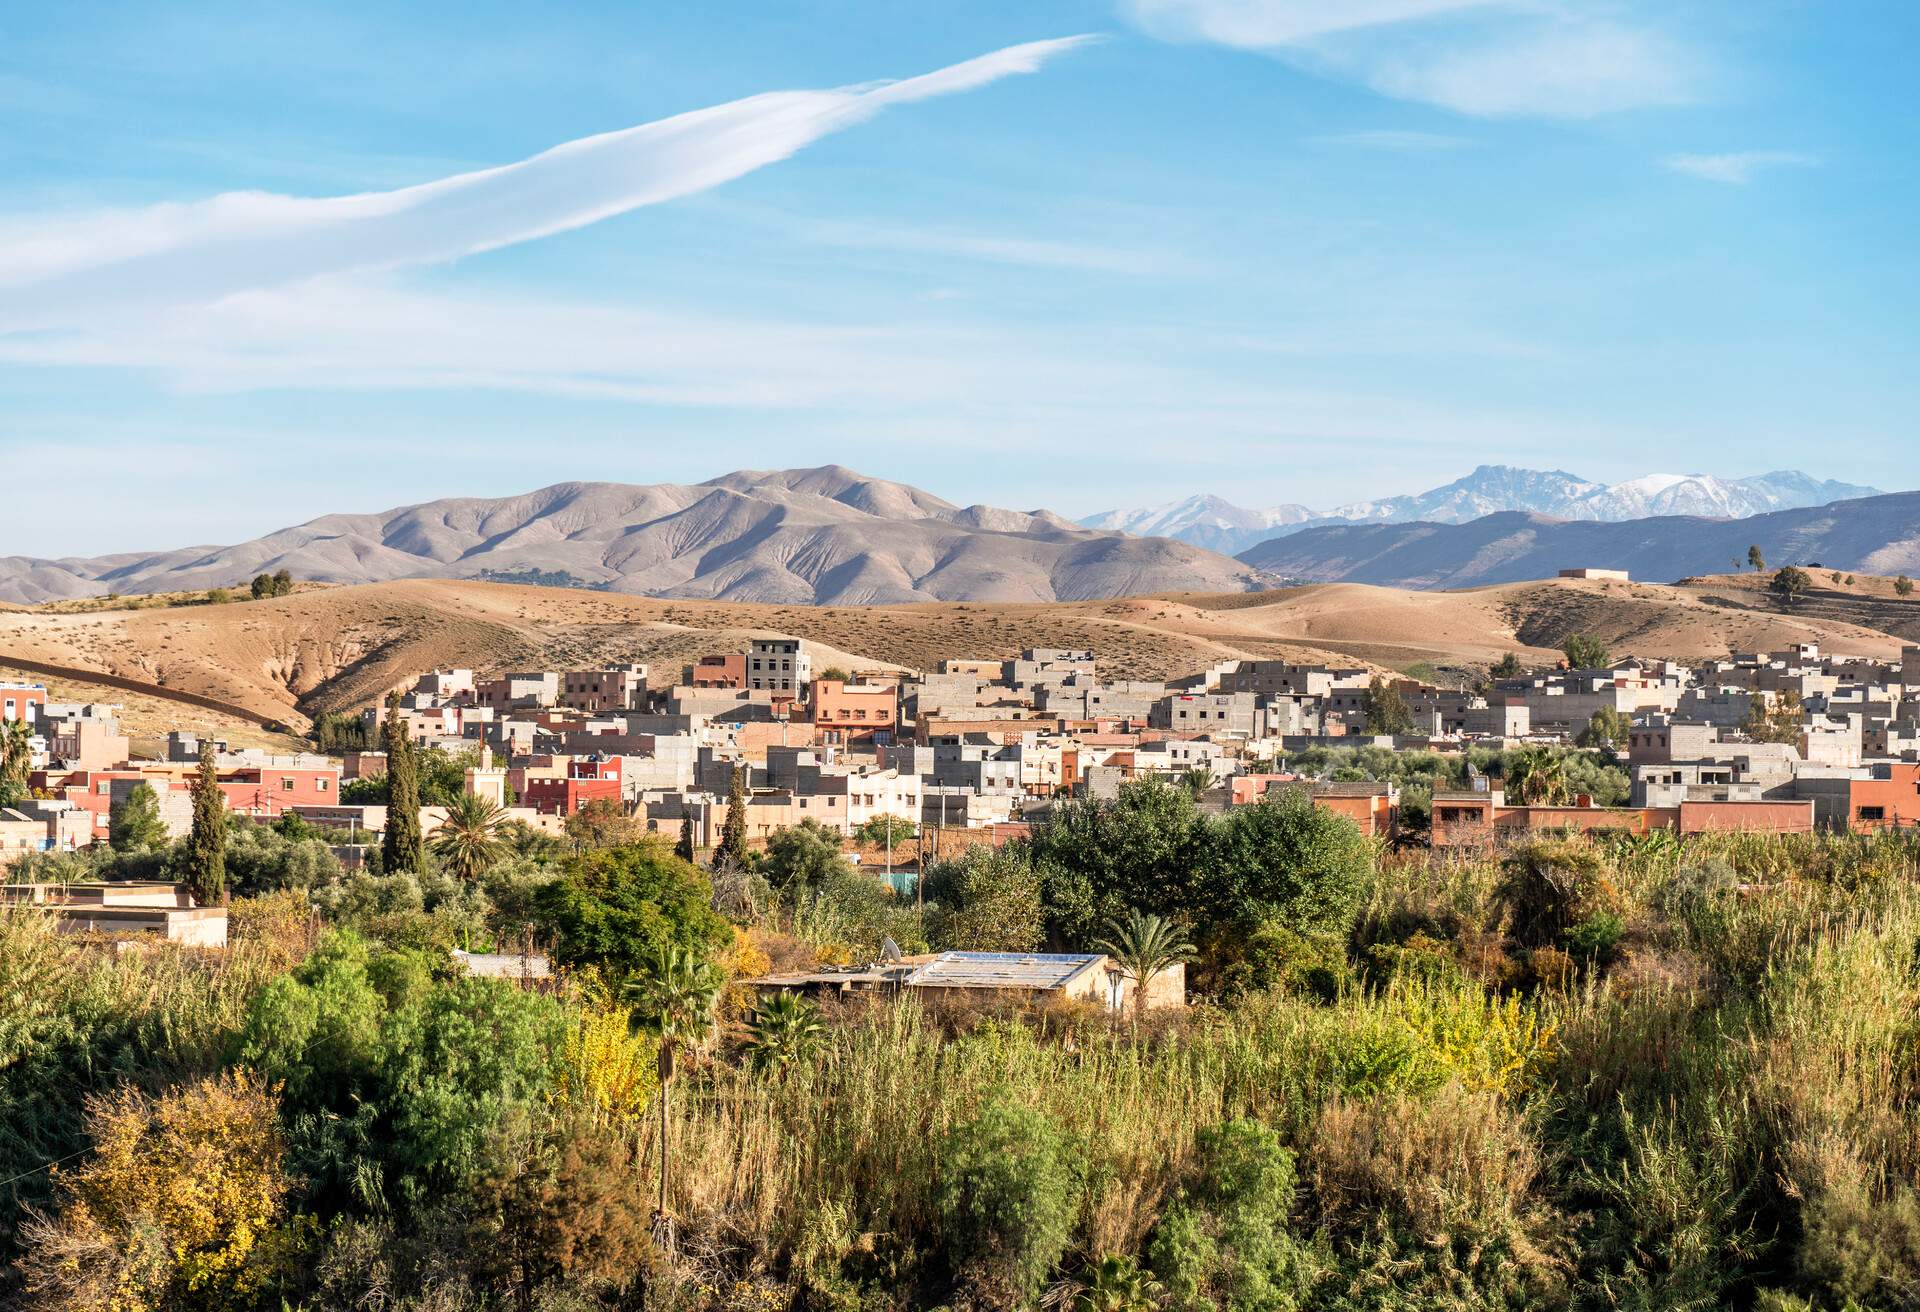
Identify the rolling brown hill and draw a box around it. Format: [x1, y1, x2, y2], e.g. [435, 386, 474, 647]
[0, 466, 1274, 606]
[2, 573, 1912, 733]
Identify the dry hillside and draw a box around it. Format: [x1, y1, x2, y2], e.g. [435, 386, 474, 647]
[0, 466, 1273, 605]
[1, 574, 1912, 734]
[0, 662, 310, 757]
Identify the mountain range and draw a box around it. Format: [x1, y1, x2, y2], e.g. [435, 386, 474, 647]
[0, 466, 1275, 607]
[1239, 494, 1920, 590]
[1082, 466, 1884, 555]
[3, 464, 1912, 608]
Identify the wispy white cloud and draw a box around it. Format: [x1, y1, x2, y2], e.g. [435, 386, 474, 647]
[1123, 0, 1492, 46]
[1662, 150, 1817, 185]
[0, 278, 1135, 410]
[0, 36, 1094, 331]
[1122, 1, 1706, 118]
[1356, 19, 1699, 117]
[800, 219, 1193, 275]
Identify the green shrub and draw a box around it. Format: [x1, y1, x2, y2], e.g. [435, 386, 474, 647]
[926, 844, 1046, 953]
[937, 1087, 1083, 1305]
[1150, 1118, 1321, 1312]
[1494, 837, 1619, 949]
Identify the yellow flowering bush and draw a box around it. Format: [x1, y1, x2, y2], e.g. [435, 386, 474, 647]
[556, 1001, 659, 1123]
[20, 1069, 294, 1311]
[1399, 984, 1560, 1099]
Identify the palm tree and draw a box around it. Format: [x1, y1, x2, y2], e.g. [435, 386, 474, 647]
[624, 942, 724, 1255]
[1093, 910, 1195, 1022]
[1503, 748, 1570, 807]
[1179, 765, 1217, 797]
[0, 718, 34, 803]
[740, 992, 827, 1074]
[429, 790, 508, 880]
[1075, 1255, 1166, 1312]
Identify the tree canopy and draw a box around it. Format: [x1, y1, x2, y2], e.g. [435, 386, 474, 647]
[1562, 634, 1611, 669]
[533, 842, 730, 981]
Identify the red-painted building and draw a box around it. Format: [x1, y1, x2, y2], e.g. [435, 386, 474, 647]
[690, 654, 747, 689]
[217, 765, 343, 818]
[522, 756, 624, 816]
[48, 769, 148, 843]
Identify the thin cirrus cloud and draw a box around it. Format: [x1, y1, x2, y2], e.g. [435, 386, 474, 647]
[1121, 0, 1705, 118]
[1662, 150, 1817, 185]
[798, 218, 1195, 275]
[0, 36, 1094, 333]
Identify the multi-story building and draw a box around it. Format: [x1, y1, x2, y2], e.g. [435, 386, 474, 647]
[812, 679, 900, 745]
[689, 654, 747, 689]
[1, 681, 47, 723]
[560, 664, 648, 713]
[521, 756, 624, 816]
[747, 639, 809, 698]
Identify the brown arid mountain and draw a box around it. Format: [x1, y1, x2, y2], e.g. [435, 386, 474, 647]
[0, 465, 1273, 606]
[1238, 492, 1920, 588]
[1, 573, 1912, 735]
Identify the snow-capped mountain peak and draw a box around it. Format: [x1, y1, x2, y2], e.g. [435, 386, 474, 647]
[1079, 466, 1886, 556]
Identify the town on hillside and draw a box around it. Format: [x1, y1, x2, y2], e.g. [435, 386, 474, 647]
[8, 609, 1920, 955]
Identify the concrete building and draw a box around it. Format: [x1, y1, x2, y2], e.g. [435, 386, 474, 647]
[750, 950, 1184, 1014]
[1155, 692, 1264, 739]
[0, 882, 228, 946]
[560, 665, 648, 713]
[748, 639, 809, 698]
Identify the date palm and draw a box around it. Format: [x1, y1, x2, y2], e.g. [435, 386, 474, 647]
[1093, 910, 1194, 1022]
[0, 717, 33, 802]
[741, 992, 828, 1074]
[429, 790, 508, 880]
[1076, 1255, 1165, 1312]
[1503, 748, 1570, 807]
[1180, 765, 1217, 797]
[624, 943, 724, 1255]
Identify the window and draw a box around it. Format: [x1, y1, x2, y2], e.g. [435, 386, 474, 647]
[282, 778, 296, 791]
[317, 779, 330, 792]
[1859, 806, 1887, 822]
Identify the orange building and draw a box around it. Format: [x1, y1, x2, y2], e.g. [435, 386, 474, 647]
[1675, 799, 1815, 835]
[1840, 765, 1920, 831]
[1430, 795, 1814, 847]
[812, 679, 900, 745]
[1236, 778, 1396, 838]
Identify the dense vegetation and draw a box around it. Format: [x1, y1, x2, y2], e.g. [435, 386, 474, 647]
[6, 780, 1920, 1311]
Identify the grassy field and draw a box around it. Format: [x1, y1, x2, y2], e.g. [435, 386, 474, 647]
[8, 821, 1920, 1310]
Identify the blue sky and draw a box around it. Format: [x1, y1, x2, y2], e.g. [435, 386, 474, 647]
[2, 0, 1915, 555]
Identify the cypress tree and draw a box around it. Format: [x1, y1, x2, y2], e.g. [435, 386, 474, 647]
[184, 741, 226, 905]
[675, 811, 696, 863]
[382, 697, 425, 875]
[716, 764, 748, 871]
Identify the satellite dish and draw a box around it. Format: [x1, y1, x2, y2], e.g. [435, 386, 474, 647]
[879, 937, 902, 962]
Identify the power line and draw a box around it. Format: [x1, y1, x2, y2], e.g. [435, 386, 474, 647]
[0, 1145, 94, 1191]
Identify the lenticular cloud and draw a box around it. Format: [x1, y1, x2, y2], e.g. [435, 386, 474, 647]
[0, 36, 1092, 330]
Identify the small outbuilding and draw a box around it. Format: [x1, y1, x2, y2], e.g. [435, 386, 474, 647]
[748, 949, 1185, 1013]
